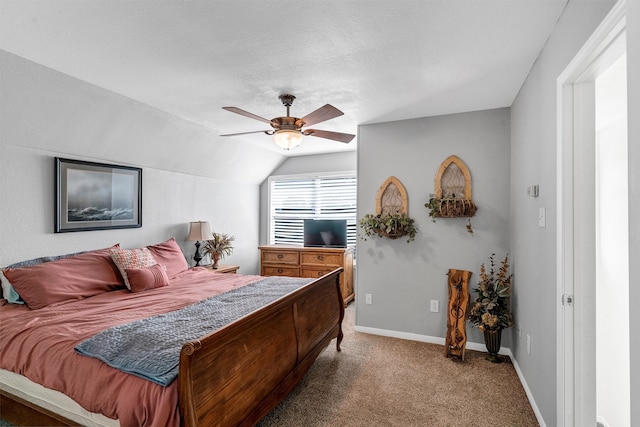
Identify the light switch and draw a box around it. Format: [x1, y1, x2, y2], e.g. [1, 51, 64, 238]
[538, 207, 546, 228]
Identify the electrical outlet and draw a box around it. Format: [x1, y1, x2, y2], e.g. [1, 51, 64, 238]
[526, 334, 531, 355]
[430, 300, 439, 312]
[538, 207, 546, 227]
[365, 293, 372, 305]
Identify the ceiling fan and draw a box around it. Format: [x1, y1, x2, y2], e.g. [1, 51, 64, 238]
[221, 94, 356, 150]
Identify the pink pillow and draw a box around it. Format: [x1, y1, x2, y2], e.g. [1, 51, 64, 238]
[146, 238, 189, 278]
[110, 247, 157, 290]
[125, 264, 169, 293]
[4, 245, 125, 310]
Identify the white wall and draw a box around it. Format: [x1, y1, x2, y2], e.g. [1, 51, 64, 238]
[356, 108, 510, 347]
[509, 1, 617, 424]
[595, 53, 629, 427]
[258, 151, 357, 245]
[0, 51, 285, 274]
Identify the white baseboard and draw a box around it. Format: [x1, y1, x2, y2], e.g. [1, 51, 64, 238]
[353, 326, 544, 426]
[353, 325, 510, 354]
[507, 348, 546, 427]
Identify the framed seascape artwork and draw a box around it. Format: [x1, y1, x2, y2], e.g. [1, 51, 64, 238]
[55, 157, 142, 233]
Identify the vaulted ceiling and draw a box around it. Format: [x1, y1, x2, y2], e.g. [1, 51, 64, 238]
[1, 0, 568, 156]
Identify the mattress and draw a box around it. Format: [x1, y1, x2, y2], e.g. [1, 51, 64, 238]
[0, 368, 118, 427]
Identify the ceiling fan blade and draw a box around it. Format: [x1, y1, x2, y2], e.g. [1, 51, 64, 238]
[222, 107, 275, 125]
[300, 104, 344, 127]
[305, 129, 355, 143]
[220, 130, 273, 137]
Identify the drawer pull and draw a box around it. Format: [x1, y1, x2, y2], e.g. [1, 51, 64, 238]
[317, 255, 324, 261]
[318, 272, 324, 277]
[277, 254, 284, 259]
[277, 268, 284, 273]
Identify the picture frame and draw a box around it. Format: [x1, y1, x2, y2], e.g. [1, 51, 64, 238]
[55, 157, 142, 233]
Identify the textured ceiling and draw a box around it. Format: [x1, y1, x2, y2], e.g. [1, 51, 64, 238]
[1, 0, 568, 156]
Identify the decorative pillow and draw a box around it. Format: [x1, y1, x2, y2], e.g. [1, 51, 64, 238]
[110, 247, 157, 290]
[1, 248, 96, 304]
[4, 245, 125, 310]
[146, 238, 189, 278]
[125, 264, 170, 293]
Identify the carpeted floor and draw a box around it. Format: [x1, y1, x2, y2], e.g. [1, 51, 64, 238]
[258, 304, 539, 427]
[0, 305, 537, 427]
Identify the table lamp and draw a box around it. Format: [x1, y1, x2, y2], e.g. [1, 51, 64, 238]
[187, 221, 212, 266]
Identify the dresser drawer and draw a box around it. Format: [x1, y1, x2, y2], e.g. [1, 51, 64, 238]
[300, 252, 342, 267]
[300, 267, 336, 279]
[262, 266, 300, 277]
[261, 250, 299, 265]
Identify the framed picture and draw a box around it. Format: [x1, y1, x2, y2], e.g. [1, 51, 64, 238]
[55, 157, 142, 233]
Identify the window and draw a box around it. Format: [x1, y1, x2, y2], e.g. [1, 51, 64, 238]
[268, 172, 357, 247]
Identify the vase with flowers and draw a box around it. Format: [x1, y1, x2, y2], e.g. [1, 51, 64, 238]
[203, 233, 234, 269]
[468, 253, 514, 363]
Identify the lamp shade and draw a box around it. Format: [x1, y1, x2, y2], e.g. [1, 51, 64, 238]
[273, 129, 303, 150]
[187, 221, 213, 241]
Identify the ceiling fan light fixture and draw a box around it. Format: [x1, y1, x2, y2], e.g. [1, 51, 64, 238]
[273, 129, 303, 150]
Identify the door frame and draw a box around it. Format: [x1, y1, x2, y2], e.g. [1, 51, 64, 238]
[556, 1, 627, 425]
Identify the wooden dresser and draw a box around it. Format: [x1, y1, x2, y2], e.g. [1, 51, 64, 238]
[258, 245, 354, 306]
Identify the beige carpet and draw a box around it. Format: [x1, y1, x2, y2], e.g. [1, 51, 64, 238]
[258, 305, 539, 427]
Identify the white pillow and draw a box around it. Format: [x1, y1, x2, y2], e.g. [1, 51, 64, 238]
[110, 247, 157, 290]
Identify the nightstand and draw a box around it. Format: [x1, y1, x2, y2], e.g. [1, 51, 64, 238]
[205, 264, 239, 274]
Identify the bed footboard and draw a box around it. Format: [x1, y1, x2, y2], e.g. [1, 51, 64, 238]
[178, 268, 344, 427]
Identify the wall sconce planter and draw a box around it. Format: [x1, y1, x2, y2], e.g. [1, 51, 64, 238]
[359, 176, 417, 243]
[426, 197, 477, 219]
[359, 213, 417, 242]
[425, 155, 477, 232]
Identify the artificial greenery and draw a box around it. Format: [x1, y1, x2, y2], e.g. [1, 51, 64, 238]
[468, 254, 514, 331]
[358, 213, 417, 243]
[425, 196, 477, 219]
[425, 196, 440, 221]
[203, 232, 235, 259]
[425, 195, 477, 233]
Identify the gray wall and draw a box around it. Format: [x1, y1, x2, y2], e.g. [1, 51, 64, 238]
[355, 108, 511, 348]
[509, 0, 619, 424]
[623, 0, 639, 424]
[0, 51, 286, 274]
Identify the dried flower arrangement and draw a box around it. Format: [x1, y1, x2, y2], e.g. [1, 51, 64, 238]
[468, 254, 514, 332]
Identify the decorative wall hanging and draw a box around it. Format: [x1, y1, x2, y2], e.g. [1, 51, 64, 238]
[359, 176, 417, 242]
[444, 268, 471, 361]
[55, 157, 142, 233]
[425, 155, 477, 233]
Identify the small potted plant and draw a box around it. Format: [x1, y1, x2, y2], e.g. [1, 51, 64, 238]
[468, 253, 514, 362]
[358, 212, 417, 243]
[203, 232, 234, 269]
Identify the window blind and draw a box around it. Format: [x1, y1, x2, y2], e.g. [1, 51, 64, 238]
[269, 173, 357, 247]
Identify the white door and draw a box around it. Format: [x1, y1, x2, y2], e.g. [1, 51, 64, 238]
[556, 1, 629, 426]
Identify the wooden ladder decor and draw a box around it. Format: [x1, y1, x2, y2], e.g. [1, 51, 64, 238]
[444, 268, 472, 361]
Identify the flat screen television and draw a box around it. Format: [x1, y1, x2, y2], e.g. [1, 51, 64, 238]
[303, 219, 347, 248]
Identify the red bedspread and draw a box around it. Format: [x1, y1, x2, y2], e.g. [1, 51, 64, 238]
[0, 268, 263, 426]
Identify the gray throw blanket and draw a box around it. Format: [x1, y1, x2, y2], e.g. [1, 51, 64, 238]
[75, 276, 313, 386]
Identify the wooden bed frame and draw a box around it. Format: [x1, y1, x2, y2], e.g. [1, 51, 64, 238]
[0, 268, 345, 427]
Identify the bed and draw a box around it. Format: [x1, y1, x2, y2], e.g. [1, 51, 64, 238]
[0, 239, 344, 426]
